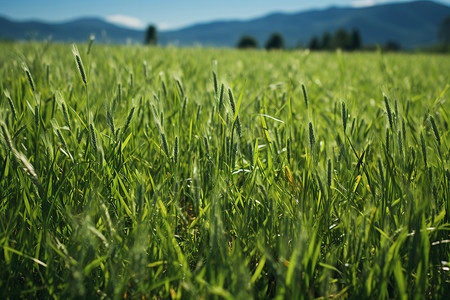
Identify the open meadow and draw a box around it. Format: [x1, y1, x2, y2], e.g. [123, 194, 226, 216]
[0, 42, 449, 299]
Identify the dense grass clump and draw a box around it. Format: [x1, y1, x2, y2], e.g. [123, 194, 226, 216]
[0, 42, 449, 299]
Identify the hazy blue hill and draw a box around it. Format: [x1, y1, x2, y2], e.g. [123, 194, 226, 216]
[0, 16, 143, 43]
[159, 1, 450, 48]
[1, 1, 449, 48]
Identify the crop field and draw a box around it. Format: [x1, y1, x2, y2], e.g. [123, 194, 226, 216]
[0, 41, 449, 299]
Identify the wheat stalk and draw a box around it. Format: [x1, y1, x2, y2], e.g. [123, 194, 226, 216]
[342, 101, 347, 133]
[72, 44, 89, 126]
[173, 136, 178, 164]
[302, 83, 308, 109]
[218, 84, 224, 112]
[420, 131, 427, 167]
[4, 89, 17, 121]
[121, 106, 135, 138]
[87, 34, 95, 55]
[22, 63, 36, 93]
[384, 95, 393, 130]
[176, 79, 184, 98]
[160, 133, 170, 158]
[309, 122, 316, 150]
[429, 116, 441, 146]
[72, 45, 87, 87]
[106, 103, 116, 139]
[90, 123, 97, 152]
[212, 71, 218, 96]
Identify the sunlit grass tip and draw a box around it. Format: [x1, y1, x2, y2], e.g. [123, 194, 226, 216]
[87, 34, 95, 55]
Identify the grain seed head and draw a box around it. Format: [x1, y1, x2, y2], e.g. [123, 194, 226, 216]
[302, 83, 308, 109]
[90, 123, 97, 152]
[429, 116, 441, 146]
[341, 101, 347, 133]
[72, 44, 87, 87]
[22, 63, 36, 93]
[384, 95, 393, 130]
[173, 136, 179, 164]
[309, 122, 316, 149]
[4, 89, 17, 121]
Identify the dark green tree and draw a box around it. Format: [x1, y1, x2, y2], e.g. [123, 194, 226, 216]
[334, 28, 350, 50]
[237, 35, 258, 49]
[145, 25, 157, 45]
[350, 29, 362, 50]
[383, 40, 401, 51]
[321, 32, 332, 50]
[308, 36, 320, 50]
[265, 33, 284, 50]
[438, 15, 450, 46]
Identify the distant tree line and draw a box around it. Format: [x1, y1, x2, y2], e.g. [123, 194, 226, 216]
[237, 30, 362, 51]
[145, 16, 450, 53]
[420, 14, 450, 53]
[237, 32, 285, 50]
[237, 29, 360, 51]
[237, 35, 258, 49]
[235, 29, 405, 52]
[308, 28, 361, 51]
[265, 33, 284, 50]
[439, 15, 450, 50]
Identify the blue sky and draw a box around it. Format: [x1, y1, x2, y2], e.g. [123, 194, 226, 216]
[1, 0, 449, 30]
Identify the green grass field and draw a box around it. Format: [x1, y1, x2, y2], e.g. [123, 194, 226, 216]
[0, 42, 449, 299]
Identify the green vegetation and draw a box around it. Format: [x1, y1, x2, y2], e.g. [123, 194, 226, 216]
[0, 42, 449, 299]
[265, 33, 285, 50]
[237, 36, 258, 49]
[439, 15, 450, 51]
[308, 28, 362, 51]
[145, 25, 158, 46]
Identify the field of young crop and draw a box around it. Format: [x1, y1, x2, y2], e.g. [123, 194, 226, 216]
[0, 41, 449, 299]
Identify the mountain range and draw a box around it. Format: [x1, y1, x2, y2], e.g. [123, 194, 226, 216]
[1, 1, 449, 49]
